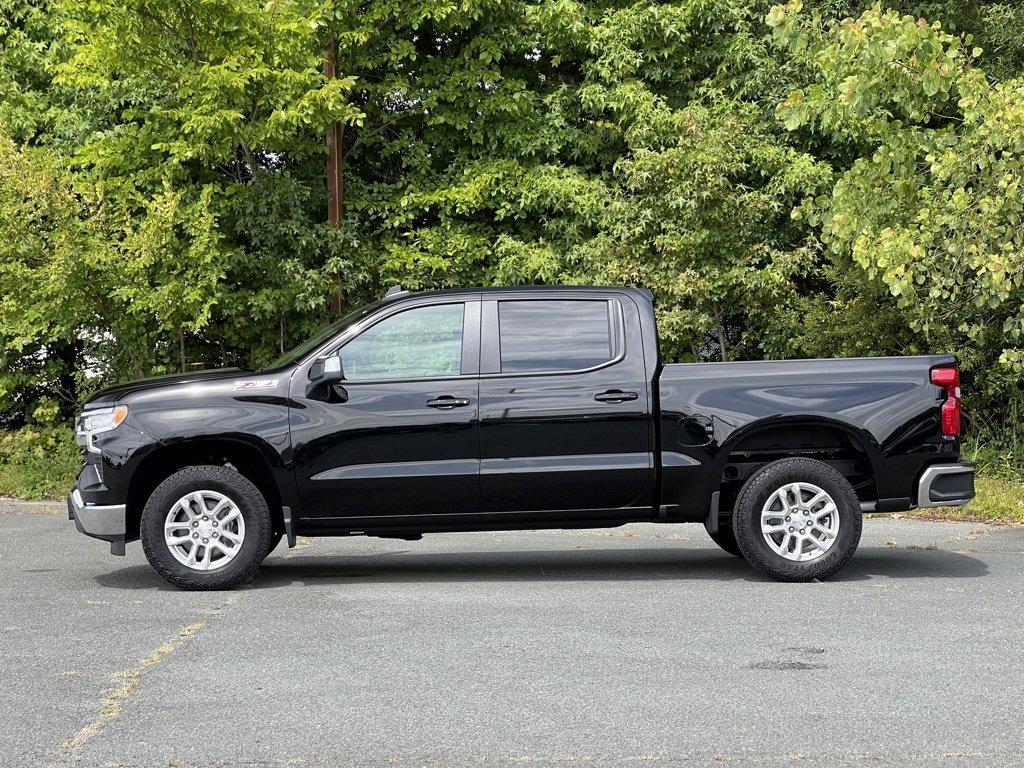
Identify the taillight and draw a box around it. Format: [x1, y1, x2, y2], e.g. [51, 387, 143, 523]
[930, 366, 961, 437]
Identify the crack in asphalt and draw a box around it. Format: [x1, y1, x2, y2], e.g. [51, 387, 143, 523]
[50, 594, 242, 765]
[53, 620, 208, 761]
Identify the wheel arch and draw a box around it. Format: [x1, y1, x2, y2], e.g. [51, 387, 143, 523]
[125, 436, 285, 541]
[715, 415, 880, 512]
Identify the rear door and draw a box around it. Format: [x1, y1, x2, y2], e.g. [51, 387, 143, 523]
[477, 292, 654, 518]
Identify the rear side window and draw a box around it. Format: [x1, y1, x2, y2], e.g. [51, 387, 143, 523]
[498, 299, 613, 374]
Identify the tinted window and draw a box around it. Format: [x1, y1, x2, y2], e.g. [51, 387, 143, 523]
[499, 300, 612, 373]
[342, 303, 464, 380]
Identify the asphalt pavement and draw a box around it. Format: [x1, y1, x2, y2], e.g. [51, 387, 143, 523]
[1, 500, 1022, 768]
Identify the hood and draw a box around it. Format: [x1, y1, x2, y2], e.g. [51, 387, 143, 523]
[84, 368, 245, 407]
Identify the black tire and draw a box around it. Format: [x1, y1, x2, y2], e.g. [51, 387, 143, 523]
[267, 531, 284, 554]
[733, 458, 862, 582]
[141, 465, 272, 590]
[707, 525, 744, 558]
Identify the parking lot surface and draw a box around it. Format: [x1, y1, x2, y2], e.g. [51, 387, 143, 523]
[2, 501, 1022, 767]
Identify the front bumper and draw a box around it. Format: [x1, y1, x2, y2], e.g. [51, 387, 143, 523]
[916, 462, 975, 508]
[68, 488, 127, 555]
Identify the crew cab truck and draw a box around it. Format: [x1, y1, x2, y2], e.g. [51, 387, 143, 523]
[68, 286, 975, 589]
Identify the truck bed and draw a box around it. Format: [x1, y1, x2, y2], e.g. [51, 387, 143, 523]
[657, 355, 960, 519]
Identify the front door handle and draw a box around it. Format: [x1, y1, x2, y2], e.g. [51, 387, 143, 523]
[594, 390, 639, 403]
[426, 395, 472, 409]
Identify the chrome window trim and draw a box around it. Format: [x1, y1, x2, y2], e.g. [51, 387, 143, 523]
[481, 297, 627, 379]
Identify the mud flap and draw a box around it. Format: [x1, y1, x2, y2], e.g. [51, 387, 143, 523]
[704, 491, 721, 536]
[282, 505, 296, 548]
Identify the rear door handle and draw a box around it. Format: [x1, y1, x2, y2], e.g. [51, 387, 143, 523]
[426, 395, 472, 409]
[594, 390, 639, 403]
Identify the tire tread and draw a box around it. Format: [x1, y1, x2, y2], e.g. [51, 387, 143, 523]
[707, 525, 744, 558]
[732, 457, 862, 582]
[140, 465, 271, 590]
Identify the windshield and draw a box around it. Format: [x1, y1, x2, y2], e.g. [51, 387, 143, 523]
[260, 300, 383, 371]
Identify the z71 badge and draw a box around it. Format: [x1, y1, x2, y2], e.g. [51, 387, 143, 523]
[234, 379, 279, 391]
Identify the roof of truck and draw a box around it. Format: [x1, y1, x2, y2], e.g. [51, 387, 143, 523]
[380, 285, 654, 303]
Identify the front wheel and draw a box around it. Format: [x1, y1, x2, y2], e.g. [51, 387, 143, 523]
[733, 458, 862, 582]
[140, 465, 272, 590]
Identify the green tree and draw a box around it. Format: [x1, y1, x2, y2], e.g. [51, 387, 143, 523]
[3, 0, 1024, 439]
[770, 1, 1024, 426]
[0, 0, 365, 423]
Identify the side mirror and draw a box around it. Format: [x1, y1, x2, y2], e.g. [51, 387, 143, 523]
[309, 353, 344, 385]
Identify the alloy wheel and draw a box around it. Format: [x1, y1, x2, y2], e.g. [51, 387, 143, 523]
[164, 490, 245, 571]
[760, 481, 840, 562]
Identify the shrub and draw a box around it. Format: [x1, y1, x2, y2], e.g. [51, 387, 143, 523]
[0, 426, 79, 500]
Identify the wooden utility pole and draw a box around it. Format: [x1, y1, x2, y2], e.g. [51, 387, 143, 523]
[324, 37, 345, 224]
[324, 37, 345, 311]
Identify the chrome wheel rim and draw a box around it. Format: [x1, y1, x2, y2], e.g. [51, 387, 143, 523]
[164, 490, 245, 571]
[761, 482, 839, 562]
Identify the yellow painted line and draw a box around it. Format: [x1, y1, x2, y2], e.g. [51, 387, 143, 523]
[58, 619, 207, 754]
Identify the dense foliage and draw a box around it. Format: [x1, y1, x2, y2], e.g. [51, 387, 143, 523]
[1, 0, 1023, 444]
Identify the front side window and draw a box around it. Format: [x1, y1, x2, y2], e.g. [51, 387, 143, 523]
[342, 303, 465, 380]
[261, 300, 383, 371]
[498, 299, 613, 373]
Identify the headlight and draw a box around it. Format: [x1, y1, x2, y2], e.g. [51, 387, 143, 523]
[76, 405, 128, 452]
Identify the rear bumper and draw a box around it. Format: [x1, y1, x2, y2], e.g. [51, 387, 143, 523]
[68, 488, 127, 555]
[916, 462, 975, 508]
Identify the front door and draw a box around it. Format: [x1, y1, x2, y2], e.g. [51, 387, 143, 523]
[477, 294, 654, 518]
[291, 299, 481, 522]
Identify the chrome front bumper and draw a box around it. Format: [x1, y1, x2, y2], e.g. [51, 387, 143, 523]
[68, 488, 127, 554]
[916, 462, 975, 508]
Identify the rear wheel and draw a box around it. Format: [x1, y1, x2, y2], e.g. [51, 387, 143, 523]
[733, 458, 862, 582]
[141, 465, 272, 590]
[707, 525, 743, 557]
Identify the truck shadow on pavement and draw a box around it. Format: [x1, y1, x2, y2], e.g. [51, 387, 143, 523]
[92, 545, 990, 591]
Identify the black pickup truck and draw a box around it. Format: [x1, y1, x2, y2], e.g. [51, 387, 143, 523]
[69, 286, 975, 589]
